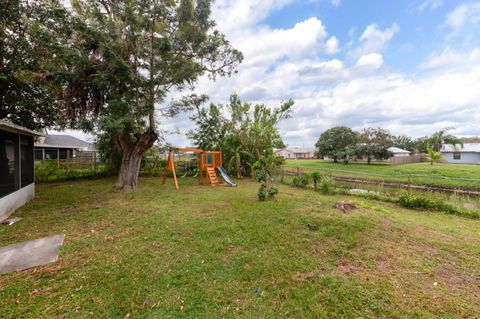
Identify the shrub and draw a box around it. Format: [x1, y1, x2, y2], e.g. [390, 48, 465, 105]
[311, 172, 322, 191]
[267, 186, 279, 198]
[292, 174, 311, 188]
[398, 191, 458, 213]
[140, 158, 167, 177]
[319, 176, 334, 195]
[254, 157, 279, 201]
[34, 160, 59, 182]
[35, 160, 108, 183]
[258, 184, 267, 201]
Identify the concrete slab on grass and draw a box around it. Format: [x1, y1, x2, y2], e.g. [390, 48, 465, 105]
[0, 234, 65, 274]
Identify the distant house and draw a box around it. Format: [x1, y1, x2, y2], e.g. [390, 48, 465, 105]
[441, 143, 480, 164]
[276, 147, 316, 159]
[388, 147, 411, 157]
[0, 120, 42, 221]
[34, 135, 96, 161]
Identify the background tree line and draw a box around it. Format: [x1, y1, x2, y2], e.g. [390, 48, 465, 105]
[315, 126, 464, 164]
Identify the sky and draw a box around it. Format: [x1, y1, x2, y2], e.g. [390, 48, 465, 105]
[55, 0, 480, 147]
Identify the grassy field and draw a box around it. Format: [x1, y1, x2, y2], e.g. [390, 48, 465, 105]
[1, 178, 480, 318]
[283, 160, 480, 189]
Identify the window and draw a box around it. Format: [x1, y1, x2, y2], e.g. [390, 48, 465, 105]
[45, 149, 58, 159]
[21, 136, 34, 186]
[34, 148, 44, 161]
[59, 149, 69, 159]
[453, 152, 461, 160]
[0, 130, 19, 198]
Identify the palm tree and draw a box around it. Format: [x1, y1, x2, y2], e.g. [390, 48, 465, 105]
[426, 147, 442, 165]
[429, 129, 463, 152]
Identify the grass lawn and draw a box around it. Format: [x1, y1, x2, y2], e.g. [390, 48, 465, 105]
[1, 178, 480, 318]
[284, 160, 480, 189]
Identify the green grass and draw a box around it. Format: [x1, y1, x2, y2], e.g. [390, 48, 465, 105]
[1, 178, 480, 318]
[284, 160, 480, 189]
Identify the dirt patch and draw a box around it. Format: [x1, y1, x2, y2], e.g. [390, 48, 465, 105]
[433, 265, 480, 294]
[333, 201, 359, 213]
[291, 271, 319, 282]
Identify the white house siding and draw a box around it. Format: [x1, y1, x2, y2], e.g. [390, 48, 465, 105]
[442, 152, 480, 164]
[276, 148, 316, 159]
[0, 183, 35, 222]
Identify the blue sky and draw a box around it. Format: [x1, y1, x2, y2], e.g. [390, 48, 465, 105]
[269, 0, 479, 68]
[59, 0, 480, 147]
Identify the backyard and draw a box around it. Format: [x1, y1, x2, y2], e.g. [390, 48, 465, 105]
[283, 160, 480, 190]
[1, 178, 479, 318]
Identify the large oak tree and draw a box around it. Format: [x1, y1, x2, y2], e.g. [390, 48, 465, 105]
[55, 0, 242, 190]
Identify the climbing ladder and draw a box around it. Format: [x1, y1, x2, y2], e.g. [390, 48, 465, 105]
[206, 167, 219, 186]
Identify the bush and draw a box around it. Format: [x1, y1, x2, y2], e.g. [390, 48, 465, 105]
[35, 160, 108, 183]
[398, 191, 458, 213]
[254, 157, 279, 201]
[140, 158, 167, 177]
[267, 186, 279, 198]
[319, 176, 334, 195]
[292, 174, 311, 188]
[311, 172, 322, 191]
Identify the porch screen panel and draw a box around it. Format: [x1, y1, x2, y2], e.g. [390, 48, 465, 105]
[21, 135, 34, 186]
[0, 130, 19, 198]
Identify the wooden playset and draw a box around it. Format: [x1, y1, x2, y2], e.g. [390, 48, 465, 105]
[162, 148, 236, 190]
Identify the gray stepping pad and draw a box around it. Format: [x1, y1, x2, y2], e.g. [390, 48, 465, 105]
[0, 234, 65, 274]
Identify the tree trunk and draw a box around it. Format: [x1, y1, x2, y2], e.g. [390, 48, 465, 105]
[236, 165, 241, 179]
[114, 130, 157, 191]
[367, 156, 371, 164]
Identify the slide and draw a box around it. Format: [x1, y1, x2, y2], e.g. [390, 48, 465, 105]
[217, 167, 237, 187]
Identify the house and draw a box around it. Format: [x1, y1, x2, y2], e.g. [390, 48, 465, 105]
[0, 120, 42, 221]
[388, 147, 411, 157]
[441, 143, 480, 164]
[34, 134, 96, 160]
[276, 147, 316, 159]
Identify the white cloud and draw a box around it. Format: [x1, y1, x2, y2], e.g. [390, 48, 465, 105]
[351, 24, 399, 58]
[422, 48, 480, 69]
[446, 2, 480, 31]
[416, 0, 443, 12]
[238, 17, 328, 67]
[325, 36, 340, 54]
[330, 0, 341, 7]
[277, 62, 480, 145]
[356, 53, 384, 69]
[212, 0, 294, 35]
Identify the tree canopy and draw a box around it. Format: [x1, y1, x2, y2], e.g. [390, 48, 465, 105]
[0, 0, 70, 130]
[428, 129, 463, 152]
[392, 135, 416, 153]
[357, 127, 393, 164]
[315, 126, 358, 163]
[188, 94, 293, 177]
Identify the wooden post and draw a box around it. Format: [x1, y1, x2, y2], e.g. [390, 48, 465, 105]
[297, 166, 300, 176]
[171, 155, 178, 190]
[162, 150, 172, 185]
